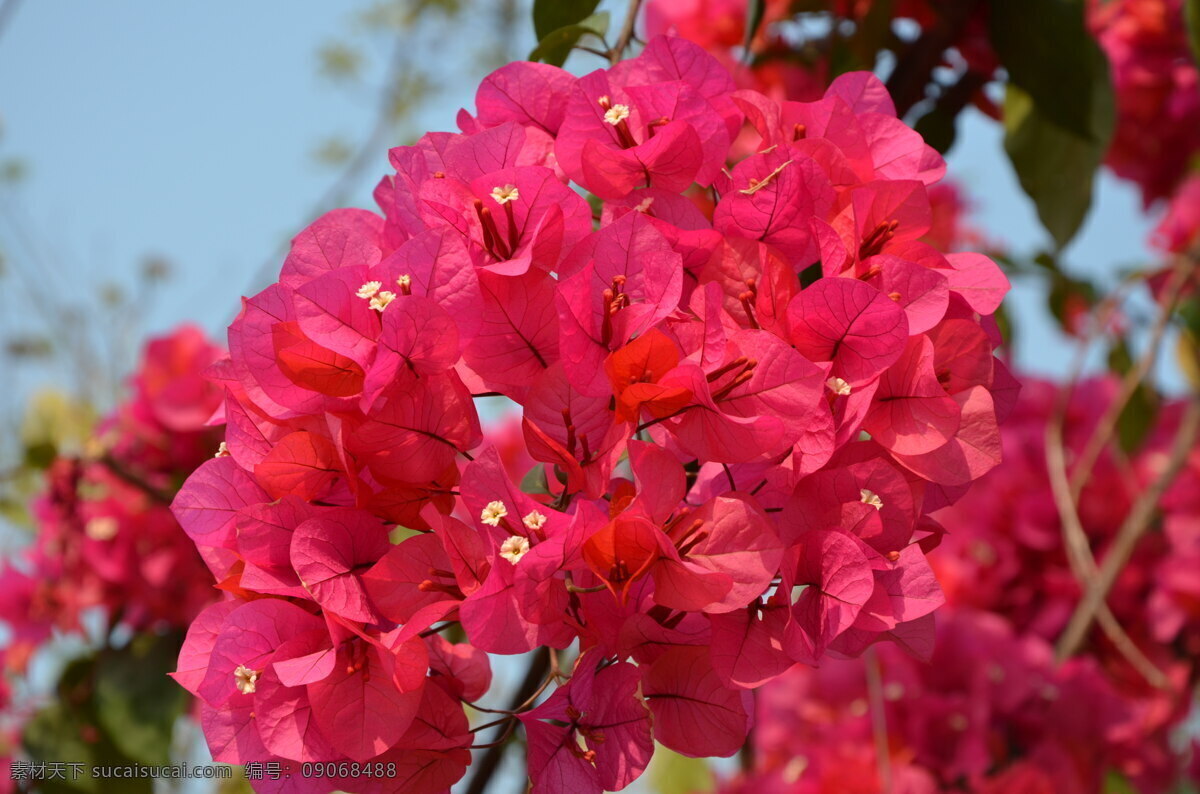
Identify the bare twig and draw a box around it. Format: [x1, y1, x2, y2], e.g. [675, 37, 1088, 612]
[1043, 274, 1175, 688]
[609, 0, 645, 65]
[464, 647, 551, 794]
[1067, 257, 1194, 502]
[864, 647, 892, 794]
[1045, 408, 1170, 688]
[1057, 396, 1200, 662]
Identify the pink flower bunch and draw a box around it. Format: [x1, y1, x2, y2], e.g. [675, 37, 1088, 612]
[723, 607, 1178, 794]
[724, 378, 1200, 793]
[1089, 0, 1200, 207]
[1151, 174, 1200, 255]
[170, 36, 1011, 792]
[0, 326, 224, 670]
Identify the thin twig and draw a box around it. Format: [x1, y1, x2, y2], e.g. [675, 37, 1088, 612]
[1057, 396, 1200, 662]
[464, 647, 551, 794]
[864, 647, 892, 794]
[1045, 407, 1170, 688]
[608, 0, 645, 65]
[1068, 257, 1194, 502]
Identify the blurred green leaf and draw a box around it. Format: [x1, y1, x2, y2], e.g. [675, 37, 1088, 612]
[520, 464, 551, 496]
[317, 42, 363, 82]
[996, 0, 1114, 249]
[94, 633, 188, 765]
[533, 0, 601, 40]
[743, 0, 767, 57]
[989, 0, 1106, 141]
[1104, 770, 1137, 794]
[530, 12, 609, 67]
[647, 743, 714, 794]
[313, 136, 355, 167]
[1, 157, 27, 183]
[1186, 0, 1200, 68]
[23, 658, 154, 794]
[1003, 48, 1113, 251]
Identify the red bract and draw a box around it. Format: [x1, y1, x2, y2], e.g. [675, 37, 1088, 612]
[168, 36, 1011, 793]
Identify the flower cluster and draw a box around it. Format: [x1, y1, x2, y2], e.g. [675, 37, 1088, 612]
[0, 326, 224, 671]
[170, 36, 1011, 792]
[1089, 0, 1200, 207]
[723, 378, 1200, 793]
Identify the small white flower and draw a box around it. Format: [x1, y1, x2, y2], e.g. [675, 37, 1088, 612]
[234, 665, 260, 695]
[490, 184, 520, 204]
[860, 488, 883, 510]
[826, 377, 851, 396]
[522, 510, 547, 532]
[499, 535, 531, 564]
[603, 104, 631, 126]
[480, 500, 508, 526]
[214, 441, 230, 458]
[356, 280, 382, 299]
[85, 517, 119, 541]
[369, 290, 396, 311]
[396, 274, 412, 290]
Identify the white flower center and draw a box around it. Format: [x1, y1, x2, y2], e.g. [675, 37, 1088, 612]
[603, 104, 631, 126]
[85, 517, 119, 541]
[234, 665, 260, 695]
[369, 290, 396, 312]
[826, 377, 851, 396]
[480, 500, 508, 526]
[490, 184, 520, 204]
[860, 488, 883, 510]
[356, 281, 382, 299]
[499, 535, 530, 564]
[396, 274, 412, 289]
[522, 510, 547, 531]
[214, 441, 230, 458]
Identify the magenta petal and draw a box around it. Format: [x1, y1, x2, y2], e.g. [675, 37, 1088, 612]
[290, 508, 391, 623]
[787, 277, 909, 385]
[306, 642, 424, 762]
[783, 529, 875, 663]
[642, 646, 751, 758]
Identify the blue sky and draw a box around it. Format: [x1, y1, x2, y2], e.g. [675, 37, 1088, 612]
[0, 0, 1171, 407]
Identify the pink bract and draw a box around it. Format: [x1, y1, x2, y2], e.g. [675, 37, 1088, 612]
[168, 36, 1012, 794]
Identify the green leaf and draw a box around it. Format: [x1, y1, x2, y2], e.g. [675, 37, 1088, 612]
[1186, 0, 1200, 68]
[647, 742, 714, 794]
[1104, 770, 1138, 794]
[743, 0, 766, 58]
[93, 633, 188, 766]
[989, 0, 1106, 141]
[23, 657, 155, 794]
[520, 463, 552, 496]
[533, 0, 602, 40]
[529, 12, 610, 67]
[1003, 34, 1114, 250]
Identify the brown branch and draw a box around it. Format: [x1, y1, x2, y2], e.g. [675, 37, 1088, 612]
[609, 0, 645, 65]
[1045, 403, 1170, 688]
[464, 647, 551, 794]
[1056, 396, 1200, 663]
[1043, 277, 1174, 688]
